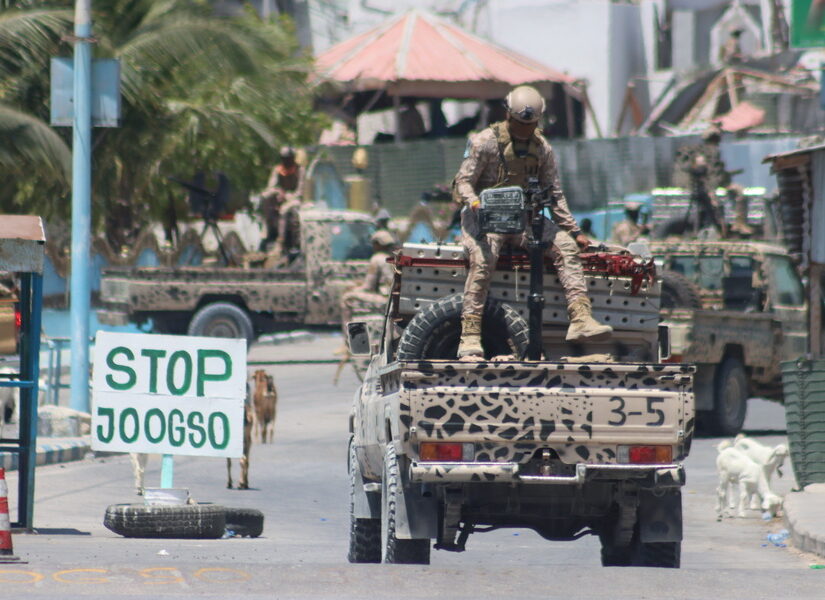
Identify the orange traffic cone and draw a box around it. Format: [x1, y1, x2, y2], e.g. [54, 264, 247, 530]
[0, 468, 20, 563]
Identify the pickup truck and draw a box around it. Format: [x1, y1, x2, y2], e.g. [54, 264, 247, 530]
[650, 240, 806, 435]
[98, 209, 375, 340]
[347, 243, 694, 567]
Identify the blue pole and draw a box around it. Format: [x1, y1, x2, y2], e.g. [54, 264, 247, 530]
[70, 0, 92, 413]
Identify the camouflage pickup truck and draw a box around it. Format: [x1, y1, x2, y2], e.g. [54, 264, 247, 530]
[651, 240, 806, 436]
[347, 243, 694, 568]
[98, 209, 375, 340]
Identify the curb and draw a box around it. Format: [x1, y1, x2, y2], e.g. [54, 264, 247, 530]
[0, 437, 90, 472]
[257, 331, 316, 345]
[783, 487, 825, 559]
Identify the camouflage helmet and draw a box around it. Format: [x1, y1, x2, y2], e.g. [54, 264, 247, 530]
[370, 230, 395, 248]
[505, 85, 545, 123]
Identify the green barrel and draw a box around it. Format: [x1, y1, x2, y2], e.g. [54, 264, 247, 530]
[782, 358, 825, 488]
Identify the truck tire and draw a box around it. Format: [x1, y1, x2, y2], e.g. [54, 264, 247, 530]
[103, 503, 225, 539]
[348, 438, 381, 563]
[187, 302, 254, 343]
[709, 356, 748, 436]
[381, 446, 430, 564]
[224, 507, 264, 538]
[660, 270, 702, 309]
[396, 293, 529, 360]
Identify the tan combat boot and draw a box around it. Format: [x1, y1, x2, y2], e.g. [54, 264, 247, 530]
[457, 315, 484, 358]
[566, 297, 612, 342]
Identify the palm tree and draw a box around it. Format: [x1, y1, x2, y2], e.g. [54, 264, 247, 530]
[1, 0, 324, 247]
[0, 3, 72, 220]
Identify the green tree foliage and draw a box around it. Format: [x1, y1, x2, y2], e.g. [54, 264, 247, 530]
[0, 0, 325, 247]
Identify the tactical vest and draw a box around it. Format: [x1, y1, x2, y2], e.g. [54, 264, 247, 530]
[490, 121, 541, 188]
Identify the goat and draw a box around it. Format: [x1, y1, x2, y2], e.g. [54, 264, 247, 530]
[733, 434, 788, 486]
[130, 452, 150, 495]
[716, 446, 782, 519]
[252, 369, 277, 443]
[0, 366, 18, 436]
[226, 397, 254, 490]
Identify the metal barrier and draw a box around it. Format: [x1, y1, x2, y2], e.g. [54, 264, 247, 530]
[42, 337, 71, 406]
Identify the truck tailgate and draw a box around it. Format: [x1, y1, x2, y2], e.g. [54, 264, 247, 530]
[397, 360, 693, 464]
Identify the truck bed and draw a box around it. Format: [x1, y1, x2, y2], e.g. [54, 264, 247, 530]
[359, 359, 694, 484]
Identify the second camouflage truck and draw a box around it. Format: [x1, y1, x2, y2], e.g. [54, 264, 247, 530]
[98, 209, 375, 340]
[347, 242, 694, 568]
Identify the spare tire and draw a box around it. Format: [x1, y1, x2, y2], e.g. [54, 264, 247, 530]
[397, 293, 529, 360]
[224, 507, 264, 538]
[103, 503, 226, 539]
[660, 270, 702, 309]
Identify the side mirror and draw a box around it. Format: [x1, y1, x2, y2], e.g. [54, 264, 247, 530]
[347, 321, 371, 356]
[658, 324, 671, 361]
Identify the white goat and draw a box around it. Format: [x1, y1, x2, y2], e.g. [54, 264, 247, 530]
[716, 446, 782, 519]
[733, 434, 788, 486]
[0, 366, 18, 436]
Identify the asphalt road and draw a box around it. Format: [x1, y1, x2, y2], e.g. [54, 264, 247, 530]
[4, 335, 825, 599]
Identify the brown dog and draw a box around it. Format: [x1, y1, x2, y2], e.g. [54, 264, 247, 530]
[227, 385, 254, 489]
[252, 369, 277, 443]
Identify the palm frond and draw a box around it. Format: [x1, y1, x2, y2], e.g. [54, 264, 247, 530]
[0, 8, 72, 79]
[0, 103, 70, 181]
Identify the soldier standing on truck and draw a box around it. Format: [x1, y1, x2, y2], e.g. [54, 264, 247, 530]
[672, 124, 731, 237]
[339, 230, 397, 333]
[259, 146, 305, 252]
[610, 201, 649, 246]
[453, 85, 612, 358]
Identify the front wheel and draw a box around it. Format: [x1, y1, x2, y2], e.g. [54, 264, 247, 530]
[381, 446, 430, 564]
[348, 438, 380, 563]
[709, 356, 748, 436]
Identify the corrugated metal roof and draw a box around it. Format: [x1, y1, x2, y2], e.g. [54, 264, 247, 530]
[315, 10, 576, 99]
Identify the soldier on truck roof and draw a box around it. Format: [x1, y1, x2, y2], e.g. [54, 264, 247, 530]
[452, 85, 612, 358]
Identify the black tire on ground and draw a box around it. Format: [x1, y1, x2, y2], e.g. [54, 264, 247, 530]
[600, 538, 632, 567]
[381, 446, 430, 564]
[709, 356, 748, 437]
[660, 270, 703, 310]
[224, 507, 264, 538]
[187, 302, 254, 343]
[103, 504, 226, 539]
[396, 293, 529, 360]
[348, 438, 381, 563]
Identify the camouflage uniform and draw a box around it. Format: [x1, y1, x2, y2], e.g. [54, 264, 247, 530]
[610, 219, 644, 246]
[340, 250, 394, 328]
[260, 162, 305, 252]
[454, 122, 587, 319]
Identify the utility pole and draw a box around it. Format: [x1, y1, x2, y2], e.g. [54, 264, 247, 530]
[70, 0, 92, 413]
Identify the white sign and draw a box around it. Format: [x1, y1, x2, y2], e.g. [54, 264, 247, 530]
[91, 331, 246, 458]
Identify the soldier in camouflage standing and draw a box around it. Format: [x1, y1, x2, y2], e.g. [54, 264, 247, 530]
[339, 230, 396, 331]
[453, 85, 612, 358]
[610, 201, 649, 246]
[672, 125, 729, 236]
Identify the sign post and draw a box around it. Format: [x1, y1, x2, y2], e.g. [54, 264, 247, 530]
[91, 332, 246, 489]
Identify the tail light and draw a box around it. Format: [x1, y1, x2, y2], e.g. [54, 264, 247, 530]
[14, 310, 21, 331]
[419, 442, 474, 462]
[617, 445, 672, 464]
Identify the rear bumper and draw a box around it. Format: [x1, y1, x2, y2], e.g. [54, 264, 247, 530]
[409, 461, 685, 488]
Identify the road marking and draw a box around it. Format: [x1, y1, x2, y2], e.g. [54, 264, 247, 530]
[53, 568, 109, 584]
[0, 567, 252, 586]
[139, 567, 186, 586]
[0, 570, 44, 583]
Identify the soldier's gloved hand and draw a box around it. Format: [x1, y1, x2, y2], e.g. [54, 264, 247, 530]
[574, 234, 590, 251]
